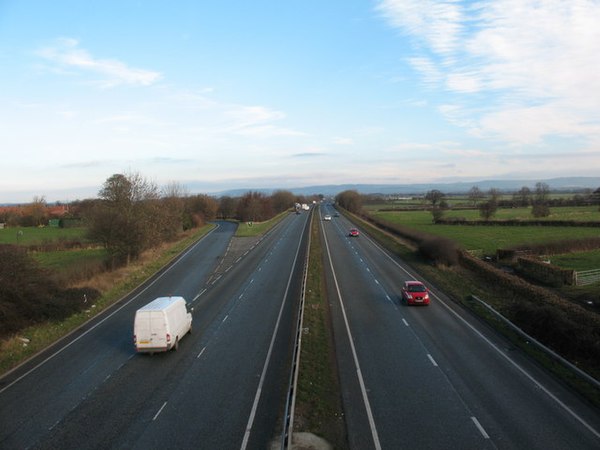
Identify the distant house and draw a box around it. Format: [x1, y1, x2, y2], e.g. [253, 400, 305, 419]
[47, 205, 70, 217]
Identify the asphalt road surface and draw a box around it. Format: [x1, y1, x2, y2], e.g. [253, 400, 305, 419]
[0, 214, 311, 449]
[318, 204, 600, 449]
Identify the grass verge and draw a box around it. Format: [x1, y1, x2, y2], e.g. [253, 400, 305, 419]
[0, 224, 215, 377]
[234, 211, 292, 237]
[294, 213, 346, 448]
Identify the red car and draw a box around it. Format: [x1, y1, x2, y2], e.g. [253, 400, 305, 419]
[348, 228, 360, 237]
[401, 281, 430, 305]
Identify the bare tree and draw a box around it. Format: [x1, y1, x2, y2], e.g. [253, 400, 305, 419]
[479, 188, 500, 220]
[531, 182, 551, 218]
[218, 196, 237, 219]
[513, 186, 531, 207]
[158, 182, 187, 239]
[335, 190, 362, 213]
[271, 190, 295, 213]
[89, 172, 160, 267]
[185, 194, 218, 227]
[22, 195, 48, 226]
[236, 192, 273, 222]
[592, 187, 600, 211]
[468, 186, 484, 206]
[425, 189, 444, 206]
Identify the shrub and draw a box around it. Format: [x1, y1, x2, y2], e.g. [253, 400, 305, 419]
[418, 236, 459, 266]
[532, 203, 550, 218]
[0, 244, 100, 338]
[509, 301, 600, 365]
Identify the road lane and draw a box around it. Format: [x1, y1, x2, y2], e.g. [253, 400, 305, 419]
[319, 204, 600, 449]
[0, 221, 233, 448]
[1, 212, 311, 449]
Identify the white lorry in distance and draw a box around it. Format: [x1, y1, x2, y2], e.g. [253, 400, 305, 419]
[134, 296, 192, 353]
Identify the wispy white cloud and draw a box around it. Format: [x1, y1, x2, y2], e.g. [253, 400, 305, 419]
[37, 38, 162, 87]
[377, 0, 465, 55]
[223, 105, 305, 138]
[378, 0, 600, 145]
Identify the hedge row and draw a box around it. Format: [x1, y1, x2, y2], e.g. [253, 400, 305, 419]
[435, 218, 600, 227]
[516, 257, 575, 287]
[459, 251, 600, 368]
[361, 213, 459, 266]
[508, 237, 600, 256]
[27, 240, 88, 252]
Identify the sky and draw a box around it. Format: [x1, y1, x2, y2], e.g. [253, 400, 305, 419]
[1, 0, 599, 203]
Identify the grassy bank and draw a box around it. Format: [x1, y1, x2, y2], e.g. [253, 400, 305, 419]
[294, 212, 346, 448]
[0, 224, 215, 376]
[234, 211, 292, 237]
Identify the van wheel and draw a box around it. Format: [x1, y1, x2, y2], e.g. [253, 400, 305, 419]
[174, 338, 179, 351]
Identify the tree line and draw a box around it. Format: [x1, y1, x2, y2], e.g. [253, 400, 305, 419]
[1, 172, 314, 269]
[335, 184, 600, 223]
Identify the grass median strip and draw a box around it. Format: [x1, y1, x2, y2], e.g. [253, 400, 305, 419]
[234, 211, 290, 237]
[294, 213, 346, 448]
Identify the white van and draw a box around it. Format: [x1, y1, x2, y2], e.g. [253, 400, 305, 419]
[134, 296, 192, 353]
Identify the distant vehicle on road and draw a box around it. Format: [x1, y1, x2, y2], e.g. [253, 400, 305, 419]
[334, 212, 340, 217]
[401, 281, 430, 305]
[324, 214, 332, 221]
[134, 296, 192, 353]
[348, 228, 359, 237]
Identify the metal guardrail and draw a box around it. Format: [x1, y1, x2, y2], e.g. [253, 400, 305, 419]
[575, 268, 600, 286]
[280, 208, 312, 449]
[471, 296, 600, 390]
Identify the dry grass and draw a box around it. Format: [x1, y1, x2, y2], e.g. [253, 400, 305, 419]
[0, 225, 214, 376]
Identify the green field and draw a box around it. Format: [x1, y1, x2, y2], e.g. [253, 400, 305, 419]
[33, 248, 107, 274]
[551, 250, 600, 271]
[371, 208, 600, 256]
[0, 226, 89, 245]
[366, 204, 600, 220]
[234, 210, 291, 237]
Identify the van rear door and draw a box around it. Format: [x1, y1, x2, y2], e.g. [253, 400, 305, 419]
[149, 311, 167, 348]
[135, 310, 167, 350]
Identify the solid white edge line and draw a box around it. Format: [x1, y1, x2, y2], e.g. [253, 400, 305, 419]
[322, 220, 382, 450]
[153, 401, 167, 421]
[240, 214, 308, 450]
[471, 416, 490, 439]
[361, 230, 600, 440]
[0, 224, 222, 395]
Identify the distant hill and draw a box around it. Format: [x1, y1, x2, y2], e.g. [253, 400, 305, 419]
[211, 177, 600, 198]
[4, 177, 599, 205]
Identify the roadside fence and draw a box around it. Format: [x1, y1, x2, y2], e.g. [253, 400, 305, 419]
[575, 268, 600, 286]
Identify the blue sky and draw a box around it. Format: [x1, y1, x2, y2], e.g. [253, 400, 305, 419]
[1, 0, 599, 202]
